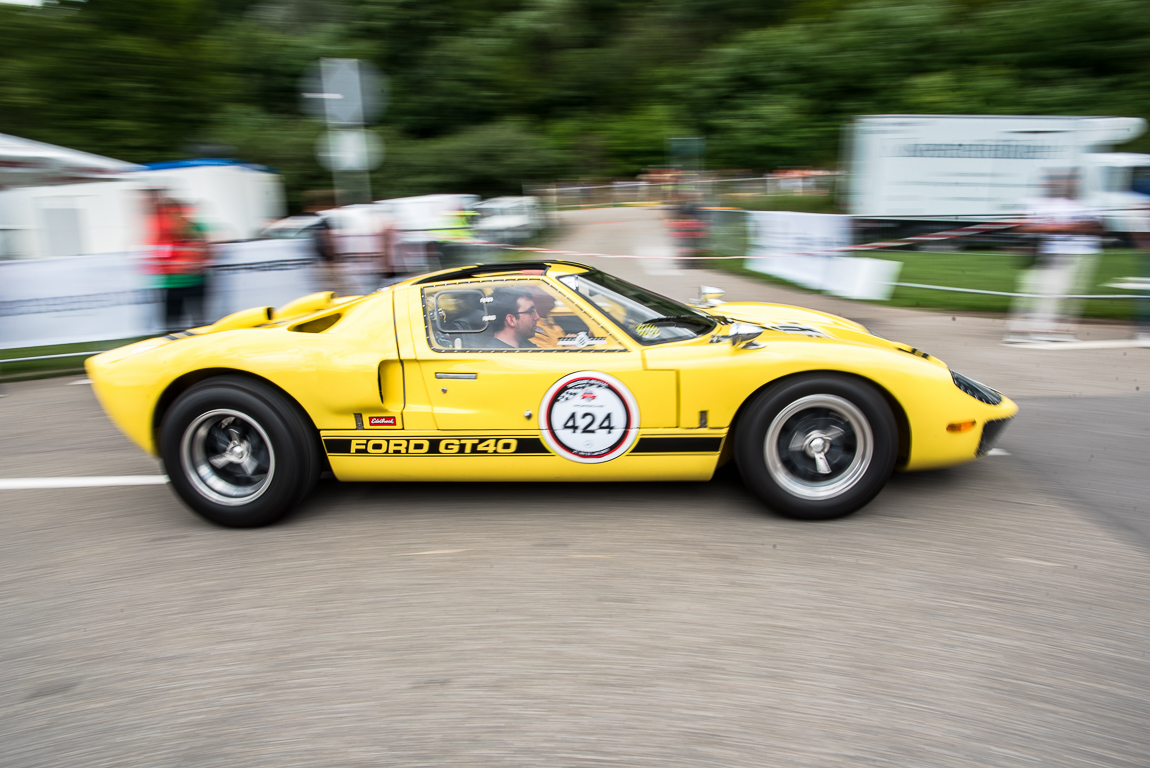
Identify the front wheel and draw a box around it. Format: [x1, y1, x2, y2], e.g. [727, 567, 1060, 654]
[735, 375, 898, 520]
[159, 377, 319, 527]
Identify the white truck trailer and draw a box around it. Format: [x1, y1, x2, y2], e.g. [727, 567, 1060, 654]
[847, 115, 1150, 243]
[0, 159, 285, 260]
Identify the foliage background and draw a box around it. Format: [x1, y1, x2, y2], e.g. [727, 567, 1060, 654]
[1, 0, 1148, 210]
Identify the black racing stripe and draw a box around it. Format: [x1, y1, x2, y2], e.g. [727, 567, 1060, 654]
[630, 436, 723, 454]
[324, 436, 549, 456]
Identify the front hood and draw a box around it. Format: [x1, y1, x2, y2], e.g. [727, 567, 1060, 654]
[713, 302, 871, 336]
[708, 301, 949, 368]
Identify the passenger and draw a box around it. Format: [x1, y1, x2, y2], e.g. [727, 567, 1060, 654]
[525, 286, 566, 348]
[488, 288, 539, 348]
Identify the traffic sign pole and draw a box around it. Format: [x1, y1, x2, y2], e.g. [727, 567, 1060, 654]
[301, 58, 387, 206]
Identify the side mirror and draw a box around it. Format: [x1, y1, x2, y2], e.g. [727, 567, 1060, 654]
[709, 321, 764, 348]
[689, 285, 726, 308]
[728, 322, 763, 348]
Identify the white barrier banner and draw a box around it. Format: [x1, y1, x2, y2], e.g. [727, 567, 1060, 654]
[0, 241, 390, 350]
[0, 252, 159, 349]
[745, 211, 901, 300]
[207, 239, 318, 321]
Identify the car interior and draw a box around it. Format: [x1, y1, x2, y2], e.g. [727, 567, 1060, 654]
[424, 283, 607, 351]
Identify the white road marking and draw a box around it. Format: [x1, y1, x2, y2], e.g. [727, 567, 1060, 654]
[1005, 556, 1066, 567]
[1003, 339, 1149, 350]
[397, 549, 471, 556]
[987, 448, 1011, 456]
[0, 476, 169, 490]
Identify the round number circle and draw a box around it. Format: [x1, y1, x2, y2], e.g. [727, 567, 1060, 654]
[540, 372, 639, 463]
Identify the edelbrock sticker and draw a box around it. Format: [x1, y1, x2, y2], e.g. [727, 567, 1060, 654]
[540, 371, 639, 463]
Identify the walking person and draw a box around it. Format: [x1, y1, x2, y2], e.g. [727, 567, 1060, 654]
[1130, 199, 1150, 344]
[375, 212, 402, 285]
[1005, 171, 1104, 343]
[171, 202, 210, 329]
[146, 195, 210, 333]
[303, 191, 349, 296]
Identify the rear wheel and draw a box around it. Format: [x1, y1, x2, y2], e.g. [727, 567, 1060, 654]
[159, 376, 319, 527]
[735, 374, 897, 520]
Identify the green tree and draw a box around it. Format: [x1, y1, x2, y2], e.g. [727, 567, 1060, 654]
[0, 0, 224, 161]
[3, 0, 1150, 201]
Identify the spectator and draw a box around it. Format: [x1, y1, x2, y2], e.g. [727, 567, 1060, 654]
[430, 205, 477, 268]
[303, 190, 349, 296]
[145, 194, 210, 332]
[1131, 200, 1150, 343]
[375, 212, 399, 282]
[668, 192, 709, 269]
[1005, 171, 1103, 343]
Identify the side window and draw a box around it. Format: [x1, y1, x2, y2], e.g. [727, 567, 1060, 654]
[422, 280, 624, 352]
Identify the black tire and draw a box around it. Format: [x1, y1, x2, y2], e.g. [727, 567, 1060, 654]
[734, 374, 897, 520]
[159, 376, 320, 528]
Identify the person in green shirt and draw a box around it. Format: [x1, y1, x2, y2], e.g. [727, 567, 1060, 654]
[148, 198, 209, 332]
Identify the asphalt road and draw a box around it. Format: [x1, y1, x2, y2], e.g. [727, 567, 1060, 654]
[2, 208, 1149, 768]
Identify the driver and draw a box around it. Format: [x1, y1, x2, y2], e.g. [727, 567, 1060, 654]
[488, 288, 539, 348]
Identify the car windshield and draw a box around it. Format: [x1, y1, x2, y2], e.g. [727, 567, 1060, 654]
[558, 270, 718, 344]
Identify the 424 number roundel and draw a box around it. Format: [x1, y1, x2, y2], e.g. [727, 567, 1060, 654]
[540, 372, 639, 463]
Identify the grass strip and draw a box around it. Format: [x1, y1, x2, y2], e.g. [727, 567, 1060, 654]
[712, 249, 1147, 321]
[1, 337, 152, 382]
[704, 205, 1146, 321]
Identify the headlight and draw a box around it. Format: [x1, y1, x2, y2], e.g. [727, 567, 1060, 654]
[951, 370, 1003, 405]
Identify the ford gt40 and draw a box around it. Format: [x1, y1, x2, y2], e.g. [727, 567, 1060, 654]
[87, 261, 1017, 527]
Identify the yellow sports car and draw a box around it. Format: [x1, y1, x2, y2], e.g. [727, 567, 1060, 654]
[87, 261, 1017, 527]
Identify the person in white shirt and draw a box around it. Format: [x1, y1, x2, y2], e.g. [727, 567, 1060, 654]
[1130, 200, 1150, 343]
[1006, 171, 1104, 343]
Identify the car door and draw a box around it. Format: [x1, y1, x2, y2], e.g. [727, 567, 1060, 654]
[398, 276, 684, 475]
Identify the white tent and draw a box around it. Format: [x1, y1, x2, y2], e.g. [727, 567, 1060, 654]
[0, 132, 142, 189]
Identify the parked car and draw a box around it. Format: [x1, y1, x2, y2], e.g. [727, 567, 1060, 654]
[258, 215, 321, 240]
[472, 196, 543, 244]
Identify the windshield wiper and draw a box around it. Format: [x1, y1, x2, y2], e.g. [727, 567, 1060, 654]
[640, 315, 717, 332]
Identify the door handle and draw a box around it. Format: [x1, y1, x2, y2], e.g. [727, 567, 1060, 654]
[435, 372, 478, 379]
